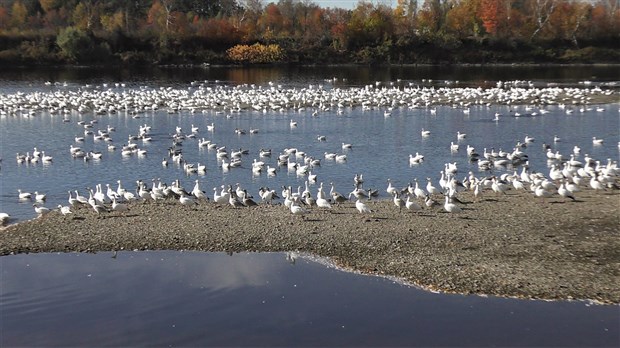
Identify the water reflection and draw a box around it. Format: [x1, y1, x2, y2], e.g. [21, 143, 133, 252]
[1, 251, 618, 347]
[0, 65, 618, 89]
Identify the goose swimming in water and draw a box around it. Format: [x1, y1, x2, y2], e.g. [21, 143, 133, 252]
[18, 189, 32, 200]
[409, 153, 424, 165]
[34, 191, 47, 202]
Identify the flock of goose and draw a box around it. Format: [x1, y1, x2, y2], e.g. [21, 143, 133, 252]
[0, 80, 616, 118]
[1, 80, 619, 226]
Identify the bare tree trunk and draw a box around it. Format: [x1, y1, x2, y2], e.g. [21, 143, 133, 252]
[529, 0, 557, 41]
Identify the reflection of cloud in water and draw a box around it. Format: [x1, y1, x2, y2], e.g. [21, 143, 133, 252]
[167, 252, 285, 291]
[0, 251, 290, 295]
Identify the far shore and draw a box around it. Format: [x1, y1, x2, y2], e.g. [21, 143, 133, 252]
[1, 189, 619, 304]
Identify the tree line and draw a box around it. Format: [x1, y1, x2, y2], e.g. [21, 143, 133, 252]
[0, 0, 618, 65]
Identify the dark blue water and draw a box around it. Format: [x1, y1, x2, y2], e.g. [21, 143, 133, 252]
[1, 251, 618, 347]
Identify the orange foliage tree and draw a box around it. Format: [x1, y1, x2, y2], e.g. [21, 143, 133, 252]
[479, 0, 504, 35]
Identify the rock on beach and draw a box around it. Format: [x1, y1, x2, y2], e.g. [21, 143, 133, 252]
[1, 189, 619, 304]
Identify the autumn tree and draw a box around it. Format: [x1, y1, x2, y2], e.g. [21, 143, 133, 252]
[479, 0, 504, 35]
[236, 0, 264, 41]
[72, 1, 100, 31]
[347, 2, 394, 47]
[445, 0, 482, 38]
[545, 0, 590, 46]
[527, 0, 558, 40]
[100, 9, 125, 33]
[226, 42, 284, 63]
[39, 0, 61, 14]
[325, 7, 350, 49]
[259, 3, 284, 39]
[147, 0, 175, 33]
[0, 5, 10, 30]
[10, 0, 29, 30]
[394, 0, 418, 35]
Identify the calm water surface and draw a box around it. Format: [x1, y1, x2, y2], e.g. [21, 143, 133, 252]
[1, 67, 619, 346]
[1, 251, 618, 347]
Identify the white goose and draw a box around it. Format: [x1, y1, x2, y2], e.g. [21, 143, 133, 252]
[386, 179, 398, 196]
[112, 197, 129, 213]
[557, 183, 576, 201]
[355, 199, 372, 214]
[393, 193, 405, 211]
[33, 204, 51, 216]
[443, 196, 462, 213]
[18, 189, 32, 200]
[405, 195, 422, 212]
[0, 212, 11, 225]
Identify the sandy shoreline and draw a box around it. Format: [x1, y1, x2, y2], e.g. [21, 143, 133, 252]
[1, 189, 619, 304]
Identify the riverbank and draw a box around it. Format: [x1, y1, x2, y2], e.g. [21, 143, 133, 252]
[1, 189, 619, 304]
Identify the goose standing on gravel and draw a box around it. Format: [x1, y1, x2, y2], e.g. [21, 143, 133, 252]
[405, 195, 422, 212]
[426, 178, 440, 196]
[0, 212, 10, 225]
[557, 183, 576, 201]
[33, 204, 51, 216]
[57, 204, 72, 217]
[443, 196, 462, 213]
[355, 199, 372, 214]
[289, 201, 308, 219]
[393, 192, 405, 211]
[386, 179, 398, 196]
[179, 192, 197, 207]
[316, 192, 332, 209]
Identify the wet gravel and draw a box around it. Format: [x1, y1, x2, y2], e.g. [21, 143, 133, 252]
[1, 189, 619, 303]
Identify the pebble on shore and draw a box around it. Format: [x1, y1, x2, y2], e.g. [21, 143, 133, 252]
[1, 189, 619, 304]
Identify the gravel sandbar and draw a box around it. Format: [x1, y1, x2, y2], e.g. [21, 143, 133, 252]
[1, 189, 619, 303]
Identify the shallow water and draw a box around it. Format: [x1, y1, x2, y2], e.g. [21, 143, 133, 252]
[1, 251, 618, 347]
[0, 72, 618, 223]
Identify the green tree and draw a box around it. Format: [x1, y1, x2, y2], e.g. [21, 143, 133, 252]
[56, 26, 94, 61]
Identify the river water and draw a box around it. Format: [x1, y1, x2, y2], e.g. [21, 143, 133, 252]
[0, 66, 619, 346]
[2, 251, 619, 347]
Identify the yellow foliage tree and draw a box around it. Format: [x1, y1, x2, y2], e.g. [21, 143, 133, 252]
[226, 43, 283, 64]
